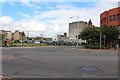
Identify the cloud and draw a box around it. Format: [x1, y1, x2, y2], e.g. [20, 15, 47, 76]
[0, 16, 13, 25]
[32, 4, 41, 8]
[56, 3, 78, 9]
[35, 11, 40, 14]
[21, 0, 41, 9]
[17, 13, 31, 19]
[0, 0, 120, 2]
[47, 6, 55, 9]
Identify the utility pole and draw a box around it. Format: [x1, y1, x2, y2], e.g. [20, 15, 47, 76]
[21, 32, 23, 47]
[27, 31, 29, 40]
[100, 33, 102, 50]
[104, 35, 105, 49]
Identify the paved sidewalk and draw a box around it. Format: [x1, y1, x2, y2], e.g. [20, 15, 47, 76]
[72, 47, 118, 54]
[1, 46, 79, 49]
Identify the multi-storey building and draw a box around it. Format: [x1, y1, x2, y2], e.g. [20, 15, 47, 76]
[68, 20, 92, 42]
[13, 30, 26, 40]
[0, 30, 26, 41]
[6, 31, 12, 40]
[0, 30, 12, 40]
[100, 7, 120, 29]
[0, 30, 6, 41]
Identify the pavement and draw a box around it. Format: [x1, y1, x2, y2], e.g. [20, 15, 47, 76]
[1, 46, 118, 78]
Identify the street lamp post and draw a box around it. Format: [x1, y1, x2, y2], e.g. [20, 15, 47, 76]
[70, 16, 79, 47]
[21, 32, 23, 47]
[27, 31, 29, 40]
[100, 33, 102, 50]
[104, 35, 106, 49]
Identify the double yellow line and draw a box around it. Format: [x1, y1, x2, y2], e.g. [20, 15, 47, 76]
[0, 76, 12, 79]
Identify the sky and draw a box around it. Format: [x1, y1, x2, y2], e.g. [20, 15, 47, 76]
[0, 0, 119, 38]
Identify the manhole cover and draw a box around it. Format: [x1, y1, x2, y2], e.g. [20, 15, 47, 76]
[81, 67, 98, 72]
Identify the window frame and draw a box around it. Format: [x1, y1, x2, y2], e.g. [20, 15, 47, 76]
[117, 14, 120, 20]
[113, 15, 116, 21]
[109, 15, 112, 21]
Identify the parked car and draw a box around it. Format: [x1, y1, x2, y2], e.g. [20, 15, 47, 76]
[42, 40, 46, 43]
[34, 40, 40, 44]
[48, 41, 53, 44]
[40, 40, 44, 43]
[27, 40, 34, 43]
[14, 40, 21, 43]
[63, 42, 68, 45]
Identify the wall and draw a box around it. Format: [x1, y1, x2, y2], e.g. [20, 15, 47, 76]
[100, 7, 120, 27]
[69, 21, 87, 40]
[6, 31, 12, 40]
[13, 31, 21, 40]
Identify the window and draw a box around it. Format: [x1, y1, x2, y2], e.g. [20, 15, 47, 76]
[109, 15, 112, 21]
[101, 17, 106, 24]
[113, 15, 116, 21]
[103, 17, 106, 23]
[117, 14, 120, 20]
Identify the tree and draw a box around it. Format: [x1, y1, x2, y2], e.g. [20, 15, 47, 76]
[100, 24, 119, 46]
[78, 24, 119, 47]
[78, 26, 100, 44]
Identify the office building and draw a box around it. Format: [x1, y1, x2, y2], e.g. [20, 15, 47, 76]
[100, 7, 120, 29]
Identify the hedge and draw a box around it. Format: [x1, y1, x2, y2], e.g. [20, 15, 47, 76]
[84, 44, 111, 49]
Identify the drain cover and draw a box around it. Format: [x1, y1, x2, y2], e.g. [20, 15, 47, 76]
[82, 67, 98, 72]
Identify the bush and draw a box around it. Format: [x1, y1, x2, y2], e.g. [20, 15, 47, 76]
[84, 44, 111, 49]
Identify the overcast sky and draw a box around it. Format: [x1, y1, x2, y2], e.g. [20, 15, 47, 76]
[0, 0, 119, 38]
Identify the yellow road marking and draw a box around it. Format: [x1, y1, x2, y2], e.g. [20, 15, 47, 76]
[0, 76, 12, 79]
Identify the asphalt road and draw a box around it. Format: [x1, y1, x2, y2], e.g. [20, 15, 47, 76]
[2, 47, 118, 78]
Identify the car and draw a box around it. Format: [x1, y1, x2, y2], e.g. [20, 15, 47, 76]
[48, 41, 53, 44]
[27, 40, 34, 43]
[14, 40, 21, 43]
[42, 40, 46, 43]
[34, 40, 40, 44]
[40, 40, 44, 43]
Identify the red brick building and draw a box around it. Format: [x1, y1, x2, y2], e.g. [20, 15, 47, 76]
[100, 7, 120, 28]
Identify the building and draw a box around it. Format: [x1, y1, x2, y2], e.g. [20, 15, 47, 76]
[43, 38, 52, 41]
[13, 30, 26, 40]
[0, 30, 6, 41]
[6, 31, 12, 40]
[13, 30, 21, 40]
[57, 33, 69, 41]
[100, 7, 120, 29]
[52, 38, 58, 41]
[69, 20, 92, 42]
[57, 35, 64, 41]
[0, 30, 26, 41]
[0, 30, 12, 41]
[27, 36, 52, 41]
